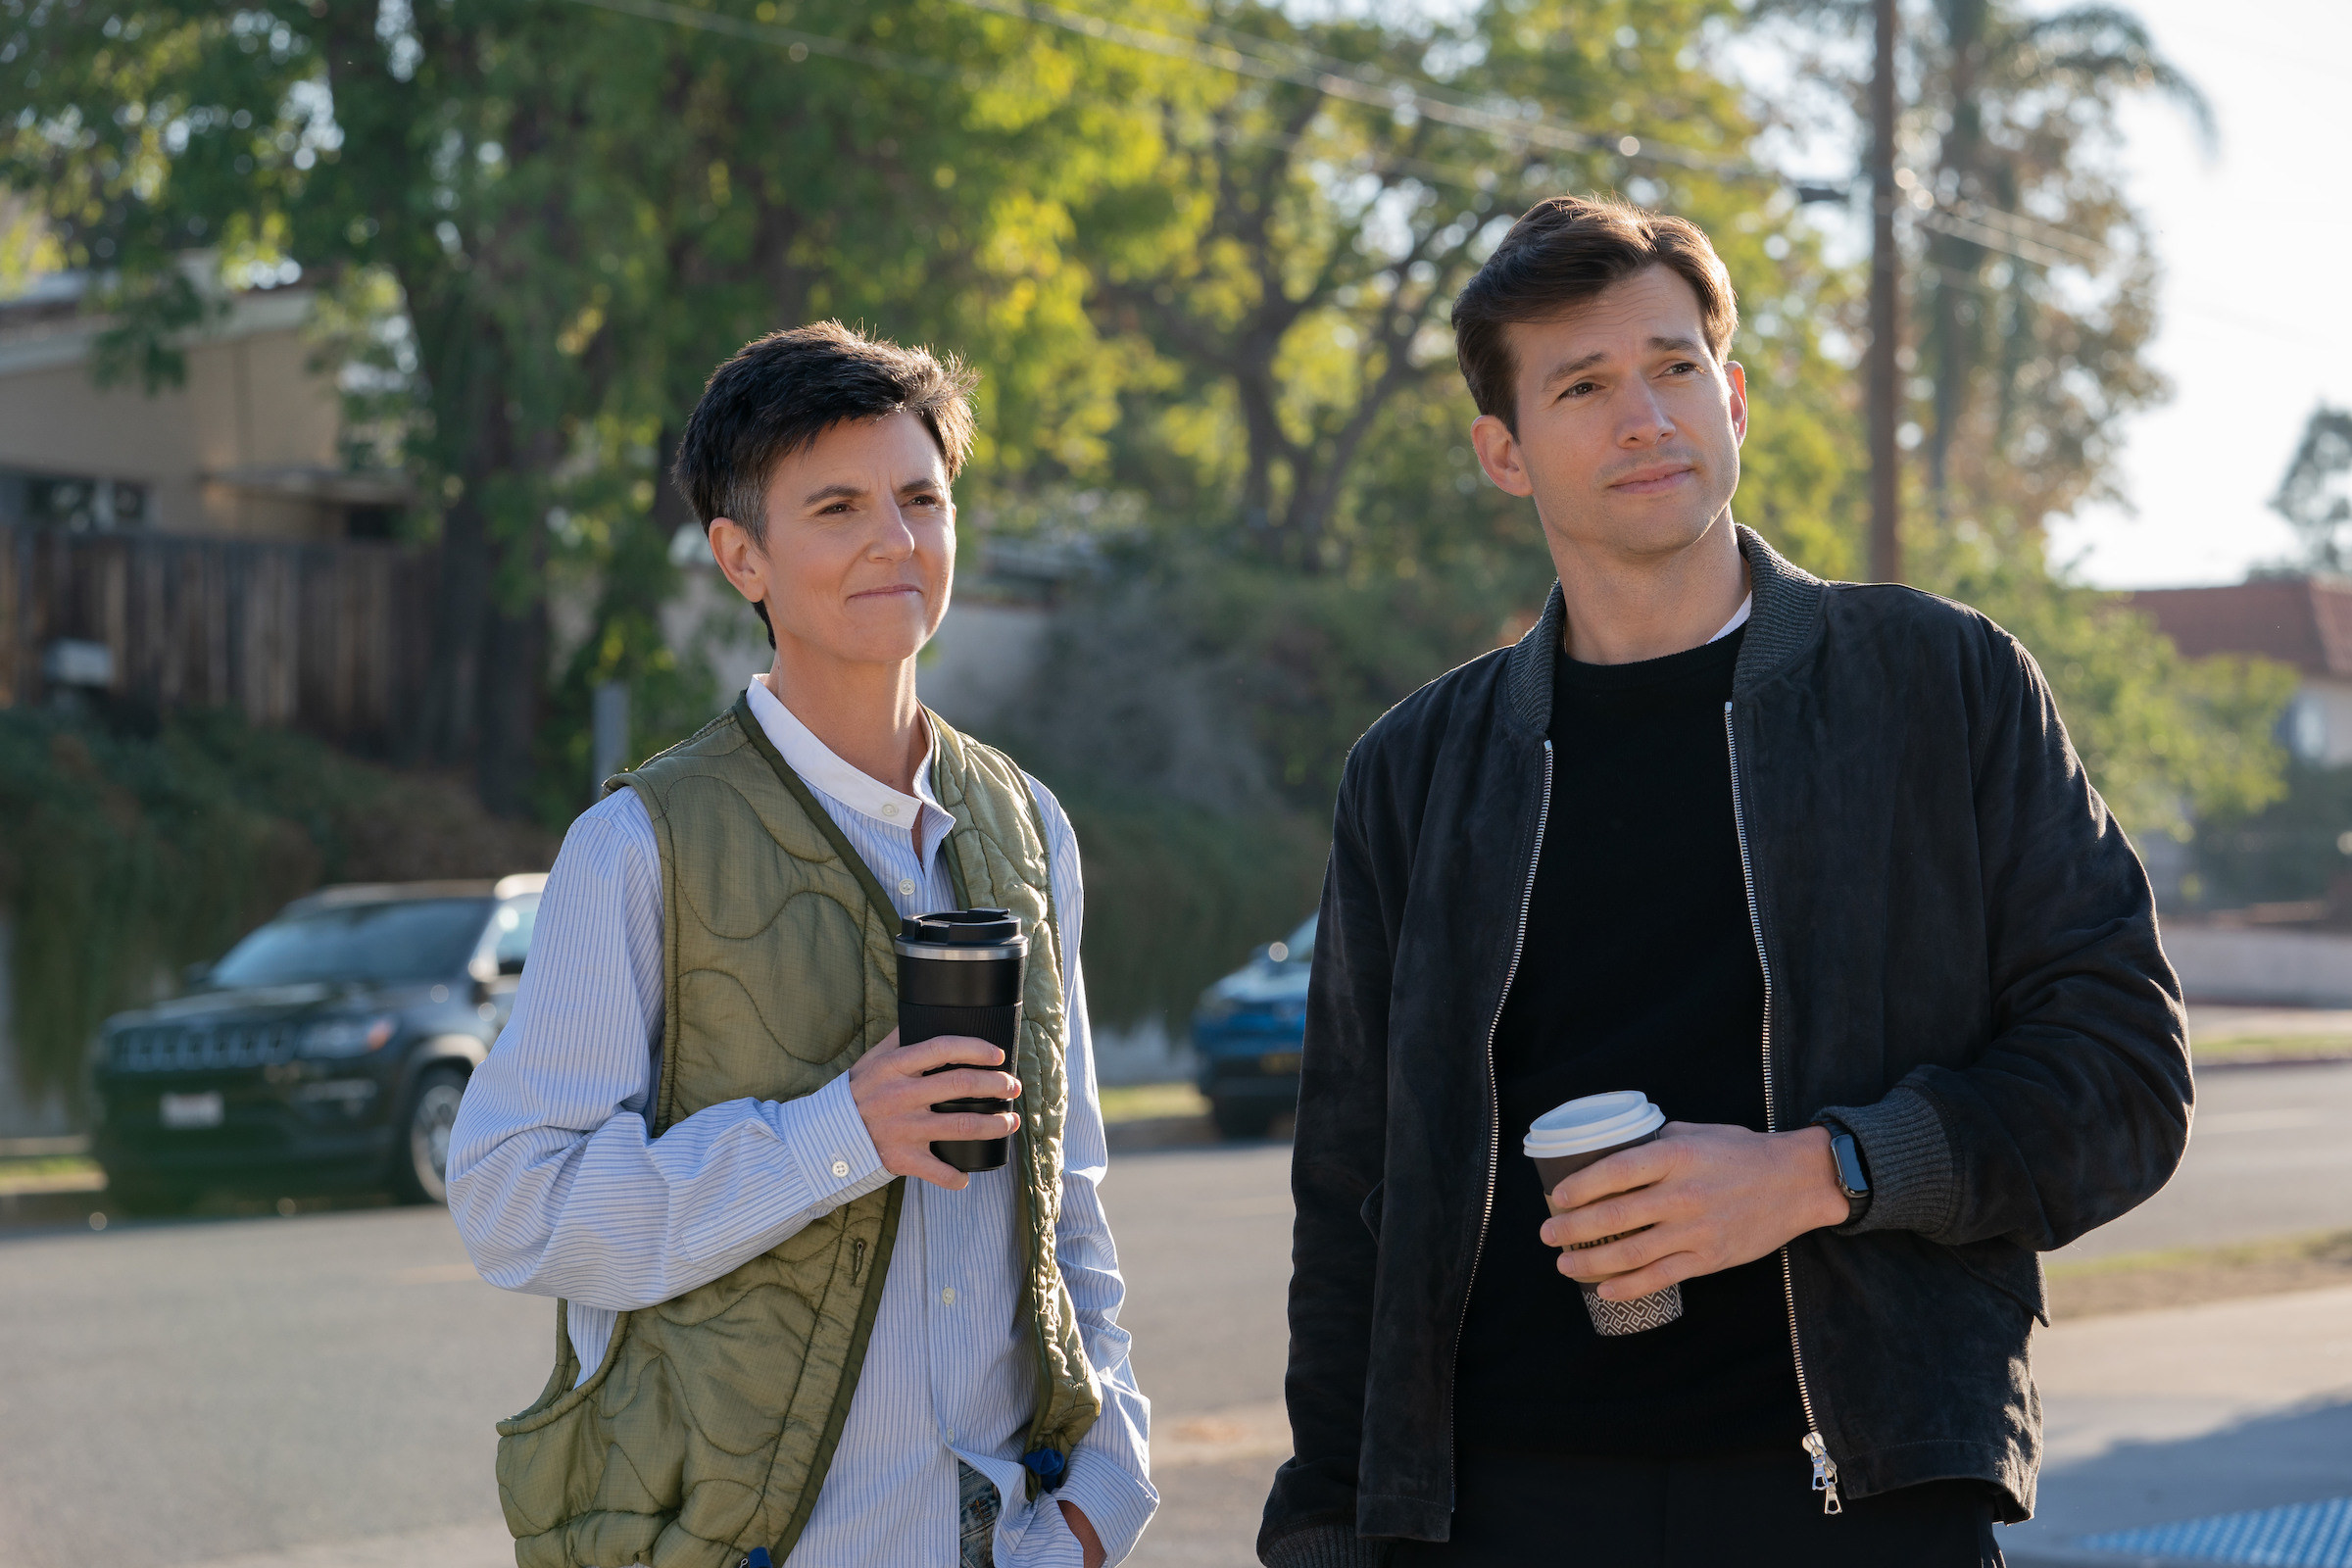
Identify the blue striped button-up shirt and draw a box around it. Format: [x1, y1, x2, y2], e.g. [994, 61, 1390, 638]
[446, 676, 1155, 1567]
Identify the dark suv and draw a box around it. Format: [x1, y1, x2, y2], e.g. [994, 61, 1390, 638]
[1192, 913, 1313, 1139]
[91, 875, 543, 1211]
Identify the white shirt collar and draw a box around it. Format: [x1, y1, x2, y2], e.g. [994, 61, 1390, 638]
[1707, 594, 1753, 645]
[744, 675, 956, 863]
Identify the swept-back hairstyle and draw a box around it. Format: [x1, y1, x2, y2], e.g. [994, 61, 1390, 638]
[1449, 195, 1738, 432]
[671, 320, 980, 643]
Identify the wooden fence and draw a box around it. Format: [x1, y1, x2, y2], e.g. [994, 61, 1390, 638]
[0, 524, 436, 751]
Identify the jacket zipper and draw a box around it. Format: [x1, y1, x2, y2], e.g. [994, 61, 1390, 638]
[1445, 738, 1553, 1507]
[1724, 703, 1842, 1515]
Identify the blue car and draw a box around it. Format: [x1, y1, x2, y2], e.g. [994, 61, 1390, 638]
[1192, 913, 1314, 1139]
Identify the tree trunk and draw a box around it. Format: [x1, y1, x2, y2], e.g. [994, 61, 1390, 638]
[1926, 0, 1985, 515]
[1867, 0, 1904, 583]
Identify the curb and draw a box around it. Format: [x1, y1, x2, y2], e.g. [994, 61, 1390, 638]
[1104, 1114, 1220, 1153]
[0, 1188, 113, 1230]
[2194, 1052, 2352, 1071]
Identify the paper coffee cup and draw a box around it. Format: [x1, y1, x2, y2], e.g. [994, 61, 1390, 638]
[1524, 1091, 1684, 1337]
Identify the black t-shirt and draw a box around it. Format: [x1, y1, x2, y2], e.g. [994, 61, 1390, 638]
[1450, 626, 1808, 1457]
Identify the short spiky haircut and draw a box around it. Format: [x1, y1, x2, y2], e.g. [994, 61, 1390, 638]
[674, 318, 980, 545]
[1450, 195, 1738, 434]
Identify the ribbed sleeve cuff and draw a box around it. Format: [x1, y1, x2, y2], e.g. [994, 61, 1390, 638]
[1815, 1085, 1956, 1238]
[1260, 1522, 1391, 1568]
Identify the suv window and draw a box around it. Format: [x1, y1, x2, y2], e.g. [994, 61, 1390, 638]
[209, 900, 496, 988]
[488, 896, 539, 974]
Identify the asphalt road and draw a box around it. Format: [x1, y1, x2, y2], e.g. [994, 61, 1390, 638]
[2050, 1058, 2352, 1262]
[0, 1062, 2343, 1568]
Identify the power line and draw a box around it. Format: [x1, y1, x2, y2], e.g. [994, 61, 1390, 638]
[553, 0, 2132, 293]
[939, 0, 1771, 183]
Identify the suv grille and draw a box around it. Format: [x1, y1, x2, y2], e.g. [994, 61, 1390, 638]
[111, 1023, 301, 1073]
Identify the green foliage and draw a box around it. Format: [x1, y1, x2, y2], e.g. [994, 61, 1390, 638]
[0, 710, 553, 1103]
[2191, 762, 2352, 910]
[1, 0, 1181, 808]
[1054, 787, 1326, 1030]
[1915, 529, 2295, 841]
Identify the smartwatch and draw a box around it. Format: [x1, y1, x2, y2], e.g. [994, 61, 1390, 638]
[1826, 1128, 1872, 1226]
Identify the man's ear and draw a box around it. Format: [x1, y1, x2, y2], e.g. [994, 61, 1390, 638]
[1470, 413, 1536, 498]
[706, 517, 768, 608]
[1725, 361, 1749, 447]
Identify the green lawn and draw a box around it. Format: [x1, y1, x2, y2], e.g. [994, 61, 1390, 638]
[2193, 1033, 2352, 1064]
[0, 1155, 104, 1195]
[1096, 1082, 1210, 1124]
[2044, 1229, 2352, 1319]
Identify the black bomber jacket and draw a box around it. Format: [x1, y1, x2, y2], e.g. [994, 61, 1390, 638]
[1258, 526, 2192, 1565]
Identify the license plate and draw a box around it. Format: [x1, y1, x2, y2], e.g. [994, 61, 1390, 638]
[160, 1091, 223, 1129]
[1260, 1053, 1302, 1075]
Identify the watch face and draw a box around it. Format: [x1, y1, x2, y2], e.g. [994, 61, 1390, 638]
[1832, 1134, 1869, 1197]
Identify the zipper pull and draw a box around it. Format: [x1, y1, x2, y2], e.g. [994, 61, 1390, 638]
[1802, 1431, 1842, 1515]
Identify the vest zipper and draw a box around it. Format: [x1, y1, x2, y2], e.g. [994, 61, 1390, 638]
[1725, 702, 1841, 1515]
[850, 1237, 866, 1287]
[1446, 738, 1552, 1507]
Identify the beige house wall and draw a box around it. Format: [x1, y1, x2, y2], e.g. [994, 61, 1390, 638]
[0, 287, 345, 539]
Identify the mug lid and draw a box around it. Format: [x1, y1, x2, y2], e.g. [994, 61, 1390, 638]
[1523, 1091, 1663, 1158]
[897, 907, 1024, 952]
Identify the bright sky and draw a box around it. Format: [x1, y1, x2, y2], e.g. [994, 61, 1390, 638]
[2040, 0, 2352, 588]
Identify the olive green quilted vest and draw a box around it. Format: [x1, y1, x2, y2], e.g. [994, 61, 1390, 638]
[492, 695, 1102, 1568]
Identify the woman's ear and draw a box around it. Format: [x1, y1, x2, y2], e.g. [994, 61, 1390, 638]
[706, 516, 768, 608]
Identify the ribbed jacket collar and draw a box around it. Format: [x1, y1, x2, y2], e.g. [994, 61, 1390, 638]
[1500, 522, 1827, 735]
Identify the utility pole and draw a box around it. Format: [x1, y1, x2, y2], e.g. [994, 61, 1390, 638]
[1866, 0, 1902, 583]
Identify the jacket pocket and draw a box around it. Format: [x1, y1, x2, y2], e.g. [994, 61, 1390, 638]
[1948, 1237, 2048, 1327]
[1359, 1180, 1385, 1241]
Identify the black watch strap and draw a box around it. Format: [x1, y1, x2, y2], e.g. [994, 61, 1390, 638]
[1827, 1128, 1872, 1226]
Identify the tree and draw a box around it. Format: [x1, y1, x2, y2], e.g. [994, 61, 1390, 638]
[1756, 0, 2206, 538]
[2274, 405, 2352, 571]
[1067, 0, 1802, 568]
[1, 0, 1171, 813]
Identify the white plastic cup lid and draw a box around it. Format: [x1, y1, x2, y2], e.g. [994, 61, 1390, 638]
[1524, 1091, 1664, 1159]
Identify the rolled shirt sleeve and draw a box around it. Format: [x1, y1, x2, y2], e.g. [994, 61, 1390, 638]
[446, 790, 890, 1324]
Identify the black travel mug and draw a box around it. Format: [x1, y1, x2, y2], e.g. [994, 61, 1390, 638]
[895, 907, 1026, 1173]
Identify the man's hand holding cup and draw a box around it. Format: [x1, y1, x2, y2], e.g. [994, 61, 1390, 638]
[847, 1027, 1022, 1191]
[1540, 1115, 1849, 1305]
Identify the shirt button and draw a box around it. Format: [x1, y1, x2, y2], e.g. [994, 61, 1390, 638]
[831, 1159, 850, 1179]
[941, 1287, 956, 1305]
[898, 878, 916, 897]
[881, 803, 899, 818]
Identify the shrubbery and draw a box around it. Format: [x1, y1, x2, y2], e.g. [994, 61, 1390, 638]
[0, 710, 553, 1107]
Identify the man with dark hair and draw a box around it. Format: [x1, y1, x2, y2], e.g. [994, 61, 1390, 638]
[1258, 196, 2189, 1566]
[449, 321, 1154, 1568]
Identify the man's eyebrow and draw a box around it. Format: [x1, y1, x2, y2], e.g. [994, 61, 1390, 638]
[1542, 335, 1709, 387]
[802, 481, 865, 506]
[1541, 350, 1610, 385]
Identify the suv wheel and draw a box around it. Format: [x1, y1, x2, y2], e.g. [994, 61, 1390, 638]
[393, 1066, 467, 1205]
